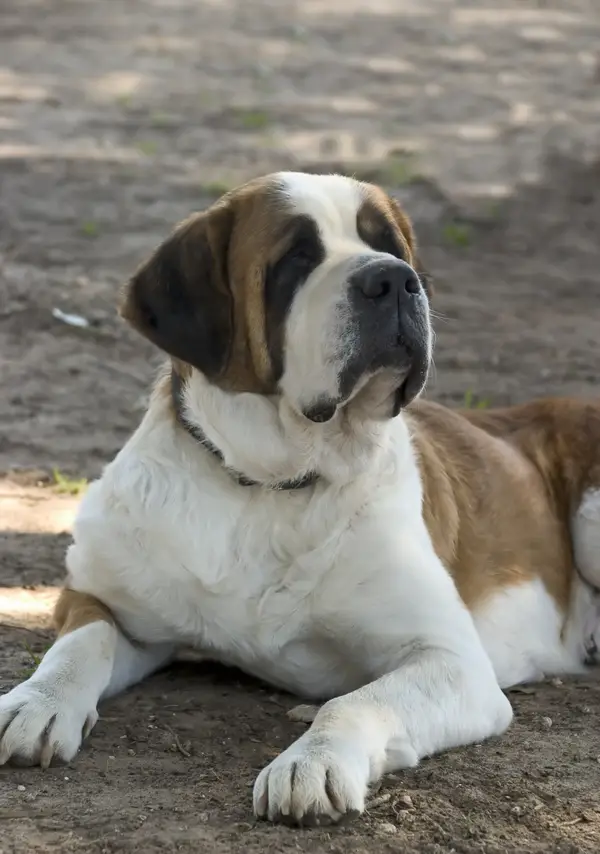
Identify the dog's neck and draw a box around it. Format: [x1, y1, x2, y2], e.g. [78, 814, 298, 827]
[171, 371, 318, 491]
[171, 369, 403, 489]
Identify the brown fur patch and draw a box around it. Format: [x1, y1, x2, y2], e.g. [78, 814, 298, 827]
[54, 588, 114, 637]
[408, 397, 600, 615]
[120, 175, 303, 395]
[220, 178, 300, 391]
[357, 185, 432, 297]
[356, 186, 417, 264]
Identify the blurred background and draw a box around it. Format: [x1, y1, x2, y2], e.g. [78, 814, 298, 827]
[2, 0, 599, 478]
[1, 3, 600, 852]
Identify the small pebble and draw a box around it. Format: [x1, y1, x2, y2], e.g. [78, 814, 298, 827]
[287, 704, 318, 723]
[511, 805, 522, 816]
[541, 716, 553, 729]
[17, 785, 26, 792]
[550, 677, 563, 687]
[366, 793, 391, 809]
[378, 821, 397, 834]
[398, 794, 414, 810]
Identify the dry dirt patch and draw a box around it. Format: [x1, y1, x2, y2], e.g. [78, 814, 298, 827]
[1, 1, 600, 852]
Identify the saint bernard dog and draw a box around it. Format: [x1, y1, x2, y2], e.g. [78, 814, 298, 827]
[1, 172, 599, 826]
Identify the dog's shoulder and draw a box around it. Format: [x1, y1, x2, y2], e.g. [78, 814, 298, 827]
[66, 382, 248, 611]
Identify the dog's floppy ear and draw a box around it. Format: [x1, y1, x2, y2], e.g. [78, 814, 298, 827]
[389, 197, 434, 300]
[120, 202, 235, 376]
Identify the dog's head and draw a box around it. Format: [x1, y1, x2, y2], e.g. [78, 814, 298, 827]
[121, 172, 432, 422]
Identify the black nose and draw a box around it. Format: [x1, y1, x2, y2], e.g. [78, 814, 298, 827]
[356, 260, 421, 300]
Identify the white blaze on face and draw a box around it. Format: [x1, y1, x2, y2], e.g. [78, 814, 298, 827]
[275, 172, 386, 417]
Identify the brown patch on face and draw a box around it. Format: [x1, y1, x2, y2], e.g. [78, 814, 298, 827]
[224, 184, 319, 391]
[54, 588, 115, 637]
[357, 185, 433, 297]
[120, 176, 302, 394]
[408, 397, 600, 616]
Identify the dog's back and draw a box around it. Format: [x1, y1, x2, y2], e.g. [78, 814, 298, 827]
[410, 398, 600, 601]
[464, 397, 600, 590]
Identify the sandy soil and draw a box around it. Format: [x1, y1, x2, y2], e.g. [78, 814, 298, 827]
[1, 1, 600, 851]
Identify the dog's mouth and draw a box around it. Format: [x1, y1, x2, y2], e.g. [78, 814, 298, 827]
[392, 359, 429, 416]
[392, 377, 412, 418]
[301, 356, 429, 425]
[302, 398, 339, 424]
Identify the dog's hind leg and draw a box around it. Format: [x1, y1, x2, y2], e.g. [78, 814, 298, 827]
[0, 588, 175, 767]
[573, 487, 600, 589]
[572, 487, 600, 664]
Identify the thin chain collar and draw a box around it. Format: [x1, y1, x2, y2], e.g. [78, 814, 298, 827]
[170, 371, 319, 491]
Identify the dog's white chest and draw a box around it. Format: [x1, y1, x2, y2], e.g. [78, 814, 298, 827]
[68, 457, 373, 698]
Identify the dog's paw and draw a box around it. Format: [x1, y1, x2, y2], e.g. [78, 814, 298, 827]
[583, 600, 600, 665]
[0, 678, 97, 768]
[253, 731, 370, 826]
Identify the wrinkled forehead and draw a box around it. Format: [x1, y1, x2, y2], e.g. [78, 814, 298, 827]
[227, 172, 361, 262]
[276, 172, 363, 237]
[272, 172, 411, 254]
[228, 171, 412, 265]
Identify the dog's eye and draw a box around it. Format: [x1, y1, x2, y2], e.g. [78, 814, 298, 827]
[285, 239, 318, 267]
[265, 218, 325, 312]
[370, 226, 405, 259]
[357, 215, 405, 260]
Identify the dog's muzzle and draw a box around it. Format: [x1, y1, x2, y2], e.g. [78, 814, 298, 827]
[303, 257, 431, 423]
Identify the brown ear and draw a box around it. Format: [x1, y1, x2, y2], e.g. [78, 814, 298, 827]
[120, 202, 234, 376]
[389, 197, 434, 300]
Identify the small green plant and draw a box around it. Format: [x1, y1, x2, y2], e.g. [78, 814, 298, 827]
[236, 109, 270, 130]
[136, 139, 158, 156]
[378, 154, 418, 187]
[350, 153, 420, 188]
[443, 222, 471, 248]
[80, 220, 99, 238]
[115, 93, 133, 108]
[149, 111, 173, 128]
[485, 199, 503, 219]
[203, 179, 234, 197]
[463, 390, 491, 410]
[21, 641, 47, 679]
[52, 468, 88, 496]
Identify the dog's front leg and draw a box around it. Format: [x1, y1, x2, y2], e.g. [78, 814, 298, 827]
[253, 536, 513, 826]
[255, 645, 512, 826]
[0, 589, 174, 767]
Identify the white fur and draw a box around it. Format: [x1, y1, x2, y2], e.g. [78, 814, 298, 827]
[0, 173, 595, 825]
[0, 622, 173, 767]
[472, 578, 590, 687]
[279, 173, 365, 413]
[573, 488, 600, 587]
[571, 488, 600, 662]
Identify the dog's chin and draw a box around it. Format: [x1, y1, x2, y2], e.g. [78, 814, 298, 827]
[349, 371, 412, 422]
[300, 364, 428, 426]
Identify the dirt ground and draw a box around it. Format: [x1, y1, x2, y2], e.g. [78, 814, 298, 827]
[1, 0, 600, 851]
